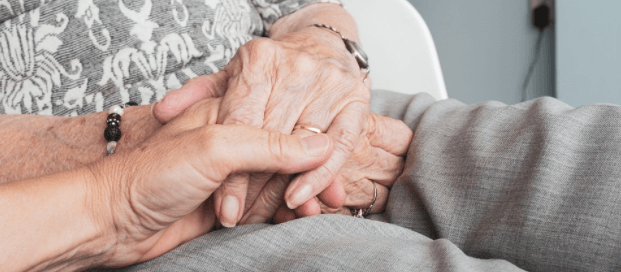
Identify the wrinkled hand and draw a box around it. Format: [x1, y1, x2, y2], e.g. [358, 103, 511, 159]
[154, 95, 412, 225]
[154, 28, 371, 227]
[239, 113, 413, 224]
[90, 98, 333, 267]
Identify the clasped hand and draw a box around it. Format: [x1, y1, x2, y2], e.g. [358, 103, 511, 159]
[93, 31, 412, 266]
[154, 27, 377, 227]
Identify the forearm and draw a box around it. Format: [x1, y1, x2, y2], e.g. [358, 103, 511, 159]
[0, 106, 161, 184]
[0, 168, 114, 271]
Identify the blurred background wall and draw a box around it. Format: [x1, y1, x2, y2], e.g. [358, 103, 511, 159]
[555, 0, 621, 108]
[406, 0, 554, 105]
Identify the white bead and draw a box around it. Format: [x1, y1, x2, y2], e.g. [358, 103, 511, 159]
[109, 105, 124, 116]
[107, 141, 117, 153]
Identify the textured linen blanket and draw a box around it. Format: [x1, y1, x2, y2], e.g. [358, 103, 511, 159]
[89, 90, 621, 272]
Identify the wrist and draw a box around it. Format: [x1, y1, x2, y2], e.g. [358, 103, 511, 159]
[106, 105, 162, 154]
[0, 168, 117, 271]
[269, 3, 358, 41]
[73, 166, 120, 269]
[273, 27, 356, 71]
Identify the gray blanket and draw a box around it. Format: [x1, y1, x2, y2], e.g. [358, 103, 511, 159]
[92, 90, 621, 272]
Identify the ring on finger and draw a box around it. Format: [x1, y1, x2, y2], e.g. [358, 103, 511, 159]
[351, 182, 378, 218]
[293, 124, 323, 134]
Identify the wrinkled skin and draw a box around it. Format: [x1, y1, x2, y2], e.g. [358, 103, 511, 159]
[91, 98, 335, 267]
[154, 27, 373, 227]
[156, 96, 413, 225]
[247, 112, 413, 224]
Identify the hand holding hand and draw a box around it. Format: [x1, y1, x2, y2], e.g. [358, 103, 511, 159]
[91, 99, 333, 267]
[238, 113, 413, 224]
[154, 27, 371, 227]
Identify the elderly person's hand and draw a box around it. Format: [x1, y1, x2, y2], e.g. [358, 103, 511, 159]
[241, 113, 413, 224]
[155, 95, 412, 224]
[0, 98, 333, 271]
[153, 3, 371, 227]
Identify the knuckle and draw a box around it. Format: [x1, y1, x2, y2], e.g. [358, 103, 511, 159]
[222, 174, 249, 191]
[313, 165, 337, 187]
[266, 131, 287, 163]
[366, 114, 380, 139]
[292, 53, 315, 74]
[378, 155, 395, 170]
[222, 112, 262, 127]
[243, 38, 276, 58]
[333, 127, 359, 153]
[256, 188, 283, 212]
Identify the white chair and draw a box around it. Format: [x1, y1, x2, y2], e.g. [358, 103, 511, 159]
[341, 0, 448, 100]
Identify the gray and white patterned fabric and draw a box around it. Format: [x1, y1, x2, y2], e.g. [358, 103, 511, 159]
[0, 0, 340, 115]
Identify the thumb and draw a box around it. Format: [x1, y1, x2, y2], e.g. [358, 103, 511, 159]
[206, 127, 334, 180]
[153, 70, 229, 124]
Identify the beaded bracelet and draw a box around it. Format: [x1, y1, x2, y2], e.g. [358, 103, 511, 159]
[104, 102, 137, 155]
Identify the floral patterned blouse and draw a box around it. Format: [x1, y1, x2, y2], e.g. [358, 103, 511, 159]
[0, 0, 339, 115]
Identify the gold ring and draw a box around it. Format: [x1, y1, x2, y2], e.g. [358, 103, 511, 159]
[293, 124, 322, 134]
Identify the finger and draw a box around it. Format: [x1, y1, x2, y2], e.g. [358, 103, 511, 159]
[355, 145, 405, 188]
[217, 39, 276, 127]
[152, 70, 229, 124]
[316, 173, 345, 208]
[273, 203, 296, 224]
[213, 173, 249, 228]
[213, 42, 275, 225]
[154, 98, 221, 138]
[293, 197, 321, 218]
[215, 172, 274, 227]
[292, 130, 346, 210]
[239, 174, 290, 225]
[284, 102, 367, 209]
[205, 127, 334, 181]
[367, 113, 413, 156]
[319, 203, 352, 216]
[239, 131, 335, 224]
[139, 199, 215, 261]
[186, 128, 334, 227]
[343, 180, 389, 214]
[166, 98, 221, 128]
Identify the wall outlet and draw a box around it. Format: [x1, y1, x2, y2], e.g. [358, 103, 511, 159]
[530, 0, 554, 28]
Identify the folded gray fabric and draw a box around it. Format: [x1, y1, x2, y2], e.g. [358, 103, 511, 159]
[377, 91, 621, 271]
[90, 215, 522, 272]
[91, 90, 621, 272]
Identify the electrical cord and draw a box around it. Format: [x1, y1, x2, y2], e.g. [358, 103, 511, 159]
[522, 3, 551, 102]
[521, 28, 546, 102]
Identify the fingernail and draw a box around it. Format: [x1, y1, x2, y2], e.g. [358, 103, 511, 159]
[287, 184, 313, 209]
[300, 134, 330, 156]
[245, 216, 266, 224]
[220, 195, 239, 228]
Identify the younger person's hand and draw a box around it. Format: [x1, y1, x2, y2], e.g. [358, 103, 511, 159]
[91, 98, 334, 267]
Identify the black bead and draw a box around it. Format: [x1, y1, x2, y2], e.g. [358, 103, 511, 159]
[108, 113, 121, 121]
[124, 101, 138, 107]
[107, 113, 121, 127]
[104, 126, 122, 142]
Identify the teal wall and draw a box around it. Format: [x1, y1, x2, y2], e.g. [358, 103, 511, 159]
[556, 0, 621, 108]
[407, 0, 554, 105]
